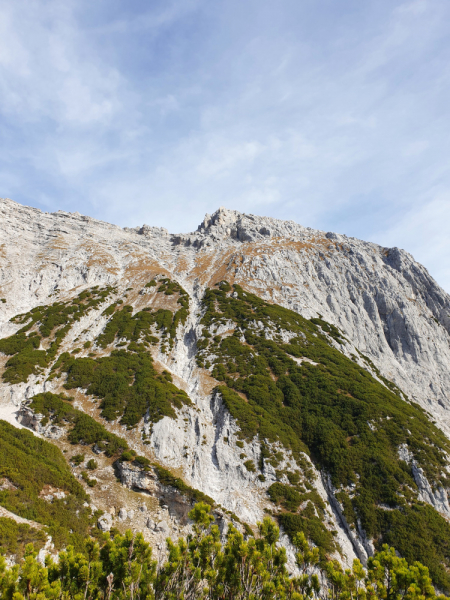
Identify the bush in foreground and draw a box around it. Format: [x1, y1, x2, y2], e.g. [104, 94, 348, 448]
[0, 502, 446, 600]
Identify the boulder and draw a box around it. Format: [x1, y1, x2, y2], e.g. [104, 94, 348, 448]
[98, 514, 113, 532]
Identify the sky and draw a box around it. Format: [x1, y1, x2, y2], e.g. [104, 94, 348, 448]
[1, 0, 449, 292]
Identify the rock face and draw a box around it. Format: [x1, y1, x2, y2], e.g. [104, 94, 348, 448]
[19, 404, 65, 439]
[116, 461, 156, 493]
[1, 197, 450, 568]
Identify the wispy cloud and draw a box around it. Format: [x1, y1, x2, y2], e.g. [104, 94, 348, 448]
[1, 0, 449, 291]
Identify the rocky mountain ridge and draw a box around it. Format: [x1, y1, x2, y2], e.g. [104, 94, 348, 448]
[1, 198, 449, 424]
[1, 197, 450, 585]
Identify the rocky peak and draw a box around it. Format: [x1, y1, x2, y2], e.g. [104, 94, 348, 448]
[198, 206, 240, 231]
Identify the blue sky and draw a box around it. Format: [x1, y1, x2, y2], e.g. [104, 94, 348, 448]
[1, 0, 450, 291]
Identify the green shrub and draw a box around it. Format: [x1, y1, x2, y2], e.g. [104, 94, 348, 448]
[378, 502, 450, 591]
[1, 287, 116, 384]
[120, 450, 136, 462]
[71, 453, 85, 466]
[0, 420, 93, 550]
[153, 465, 215, 506]
[279, 511, 337, 559]
[55, 350, 190, 428]
[81, 471, 97, 487]
[0, 517, 46, 558]
[0, 510, 446, 598]
[30, 392, 128, 457]
[96, 279, 189, 351]
[134, 455, 151, 469]
[267, 483, 302, 511]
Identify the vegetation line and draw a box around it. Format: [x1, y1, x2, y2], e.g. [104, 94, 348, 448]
[0, 502, 446, 600]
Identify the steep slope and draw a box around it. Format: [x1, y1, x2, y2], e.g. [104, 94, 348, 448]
[0, 198, 450, 588]
[1, 199, 449, 428]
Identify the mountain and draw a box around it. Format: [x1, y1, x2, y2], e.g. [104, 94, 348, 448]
[1, 197, 450, 587]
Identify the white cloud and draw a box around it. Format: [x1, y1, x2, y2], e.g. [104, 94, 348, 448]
[196, 140, 266, 177]
[0, 1, 125, 125]
[373, 193, 450, 292]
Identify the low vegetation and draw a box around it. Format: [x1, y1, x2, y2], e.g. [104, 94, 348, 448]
[98, 277, 189, 352]
[51, 349, 190, 428]
[3, 277, 450, 589]
[0, 503, 447, 599]
[0, 518, 46, 559]
[29, 392, 128, 456]
[0, 287, 115, 384]
[152, 464, 216, 507]
[96, 306, 168, 349]
[0, 420, 95, 552]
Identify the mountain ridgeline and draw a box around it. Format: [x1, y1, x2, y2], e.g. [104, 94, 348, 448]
[1, 199, 450, 591]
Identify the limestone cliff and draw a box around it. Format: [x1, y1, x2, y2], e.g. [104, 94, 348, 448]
[1, 197, 450, 576]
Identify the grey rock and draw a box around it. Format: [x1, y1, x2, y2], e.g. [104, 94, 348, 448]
[155, 520, 170, 536]
[118, 508, 127, 521]
[115, 461, 155, 492]
[98, 514, 113, 532]
[18, 406, 64, 439]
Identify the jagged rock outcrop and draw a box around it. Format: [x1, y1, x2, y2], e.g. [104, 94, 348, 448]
[398, 443, 450, 517]
[19, 404, 65, 439]
[116, 461, 156, 493]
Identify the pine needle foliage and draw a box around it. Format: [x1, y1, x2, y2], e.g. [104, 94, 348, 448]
[0, 503, 448, 599]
